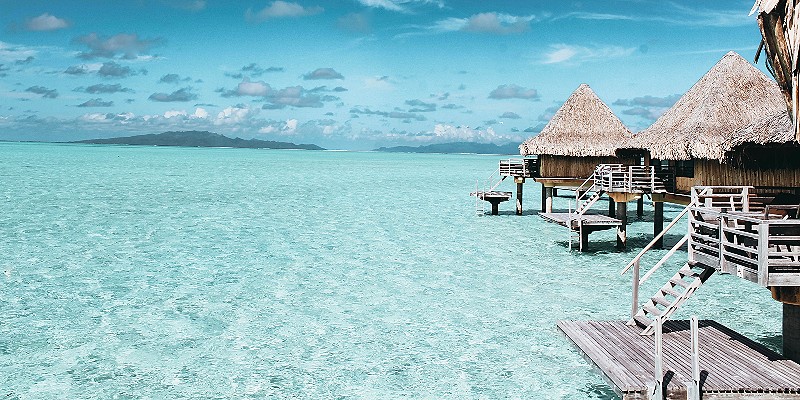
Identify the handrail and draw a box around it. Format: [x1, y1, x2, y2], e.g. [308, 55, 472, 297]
[639, 234, 689, 285]
[620, 204, 694, 275]
[487, 167, 503, 191]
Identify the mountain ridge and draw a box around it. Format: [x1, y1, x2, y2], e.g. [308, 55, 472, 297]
[72, 130, 325, 150]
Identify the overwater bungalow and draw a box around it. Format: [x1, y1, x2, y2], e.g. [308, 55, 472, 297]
[519, 83, 637, 213]
[619, 51, 799, 198]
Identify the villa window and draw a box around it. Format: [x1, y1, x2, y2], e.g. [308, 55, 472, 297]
[675, 160, 695, 178]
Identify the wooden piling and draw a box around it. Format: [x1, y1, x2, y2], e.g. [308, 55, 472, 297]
[608, 197, 615, 217]
[785, 303, 800, 363]
[580, 227, 590, 252]
[515, 178, 524, 215]
[545, 186, 554, 213]
[541, 185, 547, 212]
[654, 201, 664, 249]
[636, 197, 644, 218]
[616, 201, 627, 248]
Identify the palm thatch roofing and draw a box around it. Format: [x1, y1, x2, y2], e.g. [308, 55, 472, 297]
[729, 110, 794, 152]
[621, 51, 792, 161]
[519, 84, 632, 157]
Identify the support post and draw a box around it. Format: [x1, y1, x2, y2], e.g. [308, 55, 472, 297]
[637, 197, 644, 218]
[515, 178, 524, 216]
[629, 258, 640, 324]
[684, 316, 701, 400]
[654, 202, 664, 249]
[579, 224, 589, 252]
[784, 303, 800, 363]
[608, 197, 615, 217]
[490, 201, 499, 215]
[649, 316, 664, 400]
[541, 184, 547, 212]
[545, 186, 554, 213]
[616, 201, 628, 249]
[552, 187, 558, 197]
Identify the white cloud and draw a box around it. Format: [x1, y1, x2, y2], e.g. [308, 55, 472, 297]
[432, 12, 535, 35]
[194, 107, 209, 119]
[356, 0, 442, 12]
[164, 110, 187, 118]
[284, 118, 298, 133]
[0, 41, 37, 62]
[214, 106, 258, 125]
[364, 75, 393, 90]
[25, 13, 70, 31]
[75, 33, 161, 60]
[542, 44, 636, 65]
[358, 0, 404, 11]
[237, 78, 271, 96]
[246, 1, 323, 22]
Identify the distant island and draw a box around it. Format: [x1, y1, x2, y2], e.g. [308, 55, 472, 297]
[72, 130, 324, 150]
[374, 141, 521, 155]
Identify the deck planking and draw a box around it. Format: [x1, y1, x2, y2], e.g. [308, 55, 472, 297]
[558, 320, 800, 399]
[539, 212, 621, 231]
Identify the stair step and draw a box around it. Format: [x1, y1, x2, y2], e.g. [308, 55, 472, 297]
[660, 287, 682, 298]
[678, 270, 700, 278]
[642, 304, 662, 316]
[669, 277, 692, 289]
[652, 295, 672, 307]
[633, 314, 652, 328]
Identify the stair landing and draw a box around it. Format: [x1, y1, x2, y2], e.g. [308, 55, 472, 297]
[539, 212, 621, 231]
[559, 319, 800, 399]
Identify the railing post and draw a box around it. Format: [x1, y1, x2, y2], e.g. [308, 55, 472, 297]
[630, 258, 640, 323]
[743, 186, 750, 212]
[688, 206, 696, 263]
[651, 166, 655, 193]
[649, 316, 664, 400]
[718, 213, 726, 273]
[684, 316, 701, 400]
[758, 223, 769, 287]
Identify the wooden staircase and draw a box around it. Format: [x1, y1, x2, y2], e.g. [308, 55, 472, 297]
[632, 261, 716, 335]
[576, 189, 605, 214]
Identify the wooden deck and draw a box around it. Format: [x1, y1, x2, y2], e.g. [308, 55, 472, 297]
[471, 191, 512, 202]
[559, 320, 800, 399]
[539, 212, 621, 231]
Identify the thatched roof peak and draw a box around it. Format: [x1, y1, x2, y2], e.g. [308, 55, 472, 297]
[622, 51, 790, 161]
[519, 83, 631, 157]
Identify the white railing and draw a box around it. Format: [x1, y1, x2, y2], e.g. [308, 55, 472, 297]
[622, 186, 800, 320]
[499, 157, 538, 178]
[593, 164, 665, 194]
[649, 316, 701, 400]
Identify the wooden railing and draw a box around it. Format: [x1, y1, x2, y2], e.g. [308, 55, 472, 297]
[499, 157, 538, 178]
[621, 186, 800, 322]
[689, 205, 800, 287]
[593, 164, 666, 194]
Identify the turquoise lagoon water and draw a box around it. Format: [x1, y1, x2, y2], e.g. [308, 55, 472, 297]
[0, 142, 784, 399]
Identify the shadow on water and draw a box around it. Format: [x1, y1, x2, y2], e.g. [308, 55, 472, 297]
[756, 333, 783, 354]
[551, 233, 686, 255]
[580, 383, 619, 399]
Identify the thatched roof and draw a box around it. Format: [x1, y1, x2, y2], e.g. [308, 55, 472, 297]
[622, 51, 791, 161]
[728, 110, 794, 151]
[519, 84, 632, 157]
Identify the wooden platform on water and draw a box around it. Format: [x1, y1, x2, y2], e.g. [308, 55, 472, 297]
[539, 212, 621, 231]
[471, 191, 512, 202]
[559, 320, 800, 399]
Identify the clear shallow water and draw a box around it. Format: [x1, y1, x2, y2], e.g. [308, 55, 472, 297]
[0, 142, 782, 399]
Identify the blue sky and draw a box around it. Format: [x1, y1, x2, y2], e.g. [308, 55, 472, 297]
[0, 0, 767, 150]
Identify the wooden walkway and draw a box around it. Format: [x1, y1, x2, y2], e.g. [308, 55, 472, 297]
[559, 320, 800, 399]
[539, 212, 621, 231]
